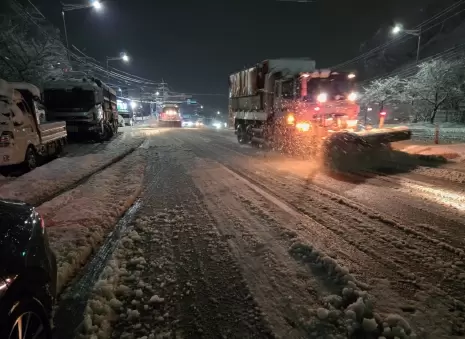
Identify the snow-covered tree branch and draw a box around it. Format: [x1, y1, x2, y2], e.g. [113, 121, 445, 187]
[360, 76, 402, 111]
[403, 59, 464, 123]
[0, 6, 70, 86]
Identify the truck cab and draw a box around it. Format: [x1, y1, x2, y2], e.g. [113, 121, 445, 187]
[0, 80, 67, 172]
[275, 70, 360, 132]
[43, 76, 118, 141]
[159, 105, 182, 127]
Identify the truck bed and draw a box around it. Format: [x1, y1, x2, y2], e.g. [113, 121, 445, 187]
[39, 121, 67, 144]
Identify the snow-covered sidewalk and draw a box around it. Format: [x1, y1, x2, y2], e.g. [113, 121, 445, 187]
[37, 149, 146, 294]
[393, 142, 465, 162]
[0, 136, 144, 205]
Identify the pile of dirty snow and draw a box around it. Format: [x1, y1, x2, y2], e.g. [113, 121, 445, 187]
[0, 137, 144, 205]
[38, 150, 146, 293]
[289, 242, 414, 338]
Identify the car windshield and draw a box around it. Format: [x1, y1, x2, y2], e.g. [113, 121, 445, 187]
[43, 88, 95, 112]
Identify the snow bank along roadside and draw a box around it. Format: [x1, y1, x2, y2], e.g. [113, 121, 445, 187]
[37, 149, 146, 294]
[0, 136, 144, 205]
[393, 142, 465, 161]
[76, 217, 175, 339]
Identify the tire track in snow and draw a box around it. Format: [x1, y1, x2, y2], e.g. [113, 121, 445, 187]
[104, 140, 273, 339]
[198, 130, 465, 254]
[176, 129, 465, 338]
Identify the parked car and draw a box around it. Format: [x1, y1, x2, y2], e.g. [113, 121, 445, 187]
[118, 114, 125, 127]
[0, 199, 57, 339]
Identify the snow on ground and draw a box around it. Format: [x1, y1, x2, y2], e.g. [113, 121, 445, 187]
[0, 136, 144, 205]
[393, 142, 465, 161]
[176, 129, 465, 338]
[386, 122, 465, 144]
[76, 219, 176, 339]
[190, 157, 415, 338]
[37, 149, 146, 293]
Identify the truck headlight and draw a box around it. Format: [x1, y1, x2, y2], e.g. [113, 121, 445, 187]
[348, 92, 357, 101]
[317, 92, 328, 103]
[296, 122, 311, 132]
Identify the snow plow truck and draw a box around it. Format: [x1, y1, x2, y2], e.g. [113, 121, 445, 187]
[229, 58, 412, 170]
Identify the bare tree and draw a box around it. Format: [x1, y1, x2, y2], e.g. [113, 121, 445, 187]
[0, 7, 70, 85]
[403, 59, 464, 123]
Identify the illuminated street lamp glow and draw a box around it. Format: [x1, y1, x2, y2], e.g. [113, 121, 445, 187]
[392, 25, 402, 34]
[130, 101, 138, 109]
[155, 91, 160, 96]
[217, 111, 220, 115]
[200, 105, 203, 109]
[121, 53, 129, 62]
[92, 1, 102, 10]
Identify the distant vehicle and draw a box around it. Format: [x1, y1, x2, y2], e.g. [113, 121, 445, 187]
[0, 80, 67, 173]
[118, 114, 125, 127]
[159, 105, 182, 127]
[182, 118, 194, 127]
[0, 199, 57, 339]
[116, 99, 135, 126]
[43, 76, 118, 142]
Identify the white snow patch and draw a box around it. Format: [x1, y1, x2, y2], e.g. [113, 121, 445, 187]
[40, 150, 146, 293]
[0, 136, 144, 205]
[289, 242, 415, 338]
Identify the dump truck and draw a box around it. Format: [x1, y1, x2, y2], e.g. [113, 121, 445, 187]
[43, 75, 118, 141]
[0, 79, 67, 172]
[159, 104, 182, 127]
[229, 58, 411, 170]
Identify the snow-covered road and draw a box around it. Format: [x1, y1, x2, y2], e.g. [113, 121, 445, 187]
[71, 127, 465, 339]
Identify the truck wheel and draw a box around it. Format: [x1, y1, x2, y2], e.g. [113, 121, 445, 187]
[24, 146, 38, 172]
[237, 125, 249, 144]
[97, 126, 108, 143]
[104, 123, 114, 141]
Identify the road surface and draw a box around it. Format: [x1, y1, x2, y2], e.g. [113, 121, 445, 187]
[72, 127, 465, 339]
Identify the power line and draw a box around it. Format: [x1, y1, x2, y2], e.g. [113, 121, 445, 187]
[331, 0, 465, 70]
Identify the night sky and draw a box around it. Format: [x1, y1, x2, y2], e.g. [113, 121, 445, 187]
[34, 0, 425, 111]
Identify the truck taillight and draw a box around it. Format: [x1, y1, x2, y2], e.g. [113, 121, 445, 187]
[0, 132, 13, 147]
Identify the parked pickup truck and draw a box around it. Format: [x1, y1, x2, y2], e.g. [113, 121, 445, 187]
[0, 79, 67, 172]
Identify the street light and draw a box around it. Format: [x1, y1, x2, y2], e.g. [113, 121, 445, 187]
[106, 52, 130, 82]
[155, 91, 160, 96]
[392, 24, 421, 63]
[217, 111, 220, 115]
[200, 105, 204, 109]
[92, 1, 102, 10]
[61, 1, 103, 63]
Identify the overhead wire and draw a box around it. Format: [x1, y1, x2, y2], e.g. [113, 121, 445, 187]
[331, 0, 465, 70]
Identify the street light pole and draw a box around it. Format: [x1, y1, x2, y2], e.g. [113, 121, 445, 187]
[61, 1, 103, 67]
[392, 24, 421, 63]
[61, 10, 71, 63]
[106, 53, 130, 83]
[415, 27, 421, 63]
